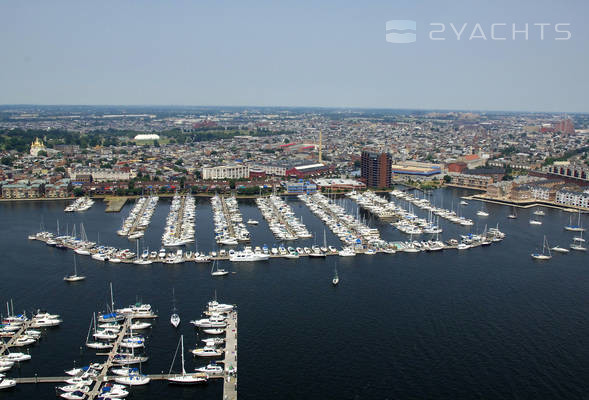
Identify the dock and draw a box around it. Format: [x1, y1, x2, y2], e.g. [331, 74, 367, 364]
[104, 197, 128, 213]
[86, 317, 131, 400]
[223, 310, 238, 400]
[127, 198, 150, 236]
[0, 320, 32, 355]
[220, 196, 236, 238]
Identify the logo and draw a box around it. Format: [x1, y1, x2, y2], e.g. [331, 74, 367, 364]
[385, 20, 417, 43]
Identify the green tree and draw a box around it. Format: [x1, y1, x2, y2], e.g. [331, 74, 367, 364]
[73, 187, 84, 197]
[443, 175, 452, 183]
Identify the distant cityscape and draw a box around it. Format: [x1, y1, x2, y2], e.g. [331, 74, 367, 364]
[0, 105, 588, 209]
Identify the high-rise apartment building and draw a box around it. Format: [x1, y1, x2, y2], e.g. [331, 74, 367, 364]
[361, 150, 392, 188]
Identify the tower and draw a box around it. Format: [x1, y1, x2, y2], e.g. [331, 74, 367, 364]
[318, 130, 322, 163]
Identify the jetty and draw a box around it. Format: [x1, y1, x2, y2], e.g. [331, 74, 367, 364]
[104, 197, 127, 213]
[223, 310, 238, 400]
[0, 320, 32, 355]
[86, 317, 131, 400]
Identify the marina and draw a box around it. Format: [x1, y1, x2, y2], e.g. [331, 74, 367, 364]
[1, 188, 587, 400]
[117, 196, 158, 239]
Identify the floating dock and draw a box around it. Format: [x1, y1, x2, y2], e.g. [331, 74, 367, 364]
[223, 310, 238, 400]
[104, 197, 128, 213]
[0, 320, 32, 356]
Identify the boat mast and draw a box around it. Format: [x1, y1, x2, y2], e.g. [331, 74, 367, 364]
[110, 282, 115, 314]
[181, 335, 186, 375]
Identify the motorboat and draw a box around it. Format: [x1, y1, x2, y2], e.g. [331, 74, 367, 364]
[191, 346, 224, 357]
[201, 338, 224, 346]
[0, 375, 16, 390]
[112, 354, 149, 365]
[529, 219, 542, 225]
[246, 219, 259, 225]
[551, 245, 570, 253]
[59, 390, 86, 399]
[130, 321, 152, 330]
[58, 384, 90, 393]
[195, 362, 224, 377]
[202, 328, 225, 335]
[171, 288, 180, 328]
[332, 266, 339, 286]
[114, 373, 150, 386]
[111, 367, 139, 376]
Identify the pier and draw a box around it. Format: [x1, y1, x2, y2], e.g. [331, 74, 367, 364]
[86, 317, 131, 400]
[104, 197, 127, 213]
[223, 310, 238, 400]
[220, 196, 236, 238]
[127, 197, 150, 236]
[0, 320, 32, 355]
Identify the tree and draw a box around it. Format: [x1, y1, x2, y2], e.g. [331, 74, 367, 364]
[37, 150, 48, 157]
[1, 156, 13, 166]
[443, 175, 452, 183]
[73, 187, 84, 197]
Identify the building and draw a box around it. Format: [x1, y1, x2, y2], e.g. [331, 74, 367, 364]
[202, 164, 249, 180]
[463, 168, 505, 182]
[545, 163, 589, 185]
[314, 178, 366, 191]
[134, 134, 160, 141]
[446, 162, 467, 173]
[361, 151, 391, 188]
[30, 138, 46, 156]
[69, 168, 132, 183]
[448, 173, 492, 190]
[284, 181, 317, 194]
[286, 163, 331, 178]
[252, 164, 287, 176]
[390, 161, 441, 178]
[555, 190, 589, 208]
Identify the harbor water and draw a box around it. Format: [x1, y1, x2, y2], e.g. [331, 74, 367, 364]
[1, 187, 588, 399]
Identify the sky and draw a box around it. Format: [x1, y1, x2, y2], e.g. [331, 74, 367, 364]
[0, 0, 587, 112]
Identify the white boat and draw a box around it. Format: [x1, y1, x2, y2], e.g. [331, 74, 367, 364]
[201, 338, 224, 346]
[246, 219, 259, 225]
[171, 288, 180, 328]
[565, 209, 586, 232]
[508, 207, 517, 219]
[65, 377, 92, 386]
[533, 209, 545, 216]
[64, 254, 86, 282]
[114, 372, 150, 386]
[529, 219, 542, 225]
[0, 375, 16, 390]
[130, 321, 152, 330]
[332, 265, 339, 286]
[191, 346, 224, 357]
[476, 204, 489, 217]
[338, 247, 355, 257]
[551, 245, 570, 253]
[571, 233, 587, 251]
[59, 391, 85, 400]
[202, 328, 225, 335]
[211, 260, 229, 277]
[168, 335, 209, 384]
[58, 384, 90, 393]
[1, 352, 31, 362]
[195, 362, 224, 377]
[531, 236, 552, 260]
[460, 200, 468, 205]
[111, 367, 139, 376]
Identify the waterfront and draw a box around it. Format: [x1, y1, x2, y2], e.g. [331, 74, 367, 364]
[1, 187, 589, 399]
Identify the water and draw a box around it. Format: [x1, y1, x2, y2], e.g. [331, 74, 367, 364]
[1, 188, 588, 399]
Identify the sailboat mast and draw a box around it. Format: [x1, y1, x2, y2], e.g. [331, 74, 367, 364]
[110, 282, 114, 313]
[181, 335, 186, 375]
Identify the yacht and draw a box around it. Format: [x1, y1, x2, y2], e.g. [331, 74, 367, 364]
[460, 200, 468, 205]
[529, 219, 542, 225]
[59, 391, 86, 400]
[114, 372, 151, 386]
[570, 234, 587, 251]
[564, 209, 585, 232]
[195, 362, 224, 377]
[171, 289, 180, 328]
[246, 219, 259, 225]
[168, 335, 209, 385]
[550, 245, 570, 253]
[0, 375, 16, 390]
[332, 265, 339, 286]
[508, 207, 517, 219]
[211, 260, 229, 276]
[533, 209, 545, 216]
[531, 236, 552, 260]
[202, 328, 225, 335]
[64, 255, 85, 282]
[191, 346, 224, 357]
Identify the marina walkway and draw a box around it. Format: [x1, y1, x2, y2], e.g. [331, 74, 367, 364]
[0, 320, 32, 355]
[127, 198, 150, 236]
[220, 196, 236, 238]
[223, 310, 238, 400]
[86, 317, 130, 400]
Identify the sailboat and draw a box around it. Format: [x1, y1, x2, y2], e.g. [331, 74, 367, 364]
[86, 313, 113, 350]
[508, 207, 517, 219]
[64, 254, 86, 282]
[476, 203, 489, 217]
[570, 232, 587, 251]
[211, 260, 229, 277]
[565, 209, 586, 232]
[168, 335, 208, 384]
[332, 264, 339, 286]
[531, 236, 552, 260]
[170, 289, 180, 328]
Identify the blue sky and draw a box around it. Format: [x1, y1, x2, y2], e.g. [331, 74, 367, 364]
[0, 0, 587, 112]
